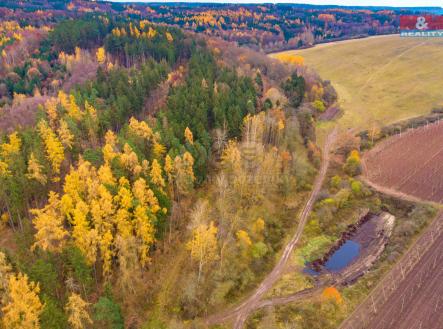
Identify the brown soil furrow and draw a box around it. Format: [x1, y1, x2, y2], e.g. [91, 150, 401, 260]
[366, 221, 443, 329]
[339, 211, 443, 329]
[363, 120, 443, 203]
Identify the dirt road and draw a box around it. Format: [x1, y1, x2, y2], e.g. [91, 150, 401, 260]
[365, 214, 443, 329]
[206, 129, 337, 328]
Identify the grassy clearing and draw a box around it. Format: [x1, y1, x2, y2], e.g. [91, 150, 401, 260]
[271, 35, 443, 143]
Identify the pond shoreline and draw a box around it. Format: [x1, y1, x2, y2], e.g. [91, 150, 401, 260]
[306, 211, 395, 282]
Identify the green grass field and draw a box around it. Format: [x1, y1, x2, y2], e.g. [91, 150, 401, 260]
[271, 35, 443, 141]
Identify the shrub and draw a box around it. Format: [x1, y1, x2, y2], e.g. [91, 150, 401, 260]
[343, 150, 361, 176]
[251, 242, 268, 259]
[321, 286, 343, 304]
[330, 175, 341, 189]
[350, 180, 362, 195]
[312, 99, 326, 112]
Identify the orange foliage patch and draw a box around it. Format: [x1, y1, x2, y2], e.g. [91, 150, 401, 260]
[322, 286, 343, 304]
[274, 53, 304, 66]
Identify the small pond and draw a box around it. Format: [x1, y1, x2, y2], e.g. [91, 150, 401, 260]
[324, 240, 361, 272]
[304, 240, 361, 275]
[304, 212, 394, 282]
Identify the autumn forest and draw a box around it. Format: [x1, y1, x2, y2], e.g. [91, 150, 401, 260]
[0, 1, 441, 329]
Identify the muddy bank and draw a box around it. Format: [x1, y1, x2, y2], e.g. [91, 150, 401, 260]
[308, 211, 374, 272]
[306, 211, 395, 282]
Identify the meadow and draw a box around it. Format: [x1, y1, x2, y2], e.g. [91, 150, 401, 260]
[271, 35, 443, 140]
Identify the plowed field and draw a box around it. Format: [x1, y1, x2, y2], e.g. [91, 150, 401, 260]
[366, 213, 443, 329]
[363, 120, 443, 203]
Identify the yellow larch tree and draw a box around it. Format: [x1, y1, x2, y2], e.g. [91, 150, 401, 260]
[67, 94, 83, 121]
[183, 152, 196, 181]
[142, 159, 149, 174]
[65, 293, 92, 329]
[236, 230, 252, 247]
[221, 140, 241, 173]
[105, 129, 117, 146]
[71, 200, 98, 265]
[102, 130, 118, 164]
[0, 159, 10, 177]
[26, 153, 47, 185]
[61, 160, 100, 264]
[102, 144, 117, 164]
[133, 205, 155, 267]
[150, 159, 165, 188]
[120, 143, 140, 175]
[44, 98, 58, 128]
[184, 126, 194, 144]
[96, 47, 106, 64]
[31, 191, 69, 253]
[112, 28, 121, 37]
[152, 141, 166, 159]
[164, 154, 174, 183]
[186, 221, 219, 282]
[174, 152, 195, 196]
[57, 119, 74, 149]
[145, 188, 161, 214]
[166, 31, 174, 42]
[163, 154, 175, 196]
[0, 132, 21, 159]
[73, 47, 81, 61]
[38, 120, 64, 180]
[57, 91, 70, 110]
[130, 178, 161, 214]
[139, 19, 149, 30]
[62, 158, 92, 205]
[252, 217, 265, 240]
[236, 229, 252, 259]
[132, 177, 148, 205]
[114, 178, 134, 238]
[2, 273, 43, 329]
[147, 27, 157, 38]
[0, 251, 12, 300]
[97, 163, 116, 186]
[116, 177, 133, 209]
[99, 230, 114, 277]
[128, 117, 153, 140]
[90, 184, 115, 233]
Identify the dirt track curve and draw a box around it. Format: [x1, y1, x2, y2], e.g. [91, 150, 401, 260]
[206, 129, 337, 328]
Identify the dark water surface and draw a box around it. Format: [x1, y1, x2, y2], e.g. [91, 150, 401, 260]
[305, 240, 361, 275]
[324, 240, 361, 272]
